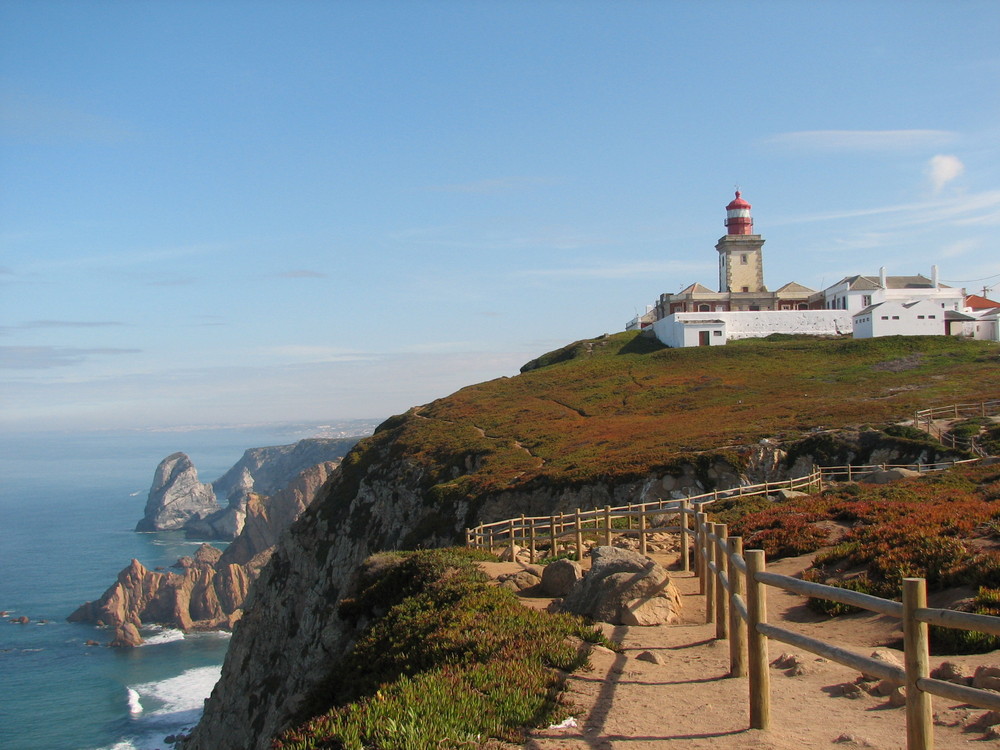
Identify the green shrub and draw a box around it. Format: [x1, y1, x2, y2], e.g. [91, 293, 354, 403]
[930, 587, 1000, 655]
[275, 548, 610, 750]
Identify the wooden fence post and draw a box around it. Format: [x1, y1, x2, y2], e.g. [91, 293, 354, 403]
[550, 515, 559, 558]
[639, 510, 648, 557]
[704, 521, 716, 625]
[528, 519, 536, 563]
[508, 519, 516, 560]
[680, 500, 690, 573]
[604, 505, 612, 547]
[746, 549, 770, 730]
[728, 536, 747, 678]
[714, 523, 729, 640]
[904, 578, 933, 750]
[575, 509, 584, 562]
[696, 511, 708, 597]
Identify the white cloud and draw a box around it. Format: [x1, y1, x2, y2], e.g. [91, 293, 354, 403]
[765, 129, 958, 151]
[773, 190, 1000, 230]
[926, 154, 965, 193]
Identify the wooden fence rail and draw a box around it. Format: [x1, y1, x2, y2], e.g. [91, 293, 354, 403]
[465, 471, 823, 563]
[465, 458, 979, 563]
[695, 513, 1000, 750]
[913, 399, 1000, 453]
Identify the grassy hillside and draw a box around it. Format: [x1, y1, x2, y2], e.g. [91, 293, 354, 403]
[353, 333, 999, 501]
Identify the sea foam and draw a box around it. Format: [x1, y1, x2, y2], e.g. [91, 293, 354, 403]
[141, 626, 185, 646]
[126, 688, 143, 715]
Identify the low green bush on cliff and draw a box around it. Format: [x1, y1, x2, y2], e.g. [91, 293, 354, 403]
[273, 549, 610, 750]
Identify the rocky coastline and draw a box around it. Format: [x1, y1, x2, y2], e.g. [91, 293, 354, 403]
[69, 439, 358, 645]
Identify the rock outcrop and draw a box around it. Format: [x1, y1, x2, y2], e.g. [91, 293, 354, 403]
[135, 439, 358, 540]
[218, 461, 338, 567]
[135, 452, 218, 532]
[68, 545, 248, 633]
[72, 461, 340, 639]
[559, 546, 682, 626]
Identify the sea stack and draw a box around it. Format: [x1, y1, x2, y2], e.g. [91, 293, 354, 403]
[136, 452, 219, 532]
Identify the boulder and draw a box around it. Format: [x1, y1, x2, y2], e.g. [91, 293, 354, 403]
[541, 558, 583, 597]
[931, 661, 969, 685]
[974, 665, 1000, 691]
[861, 468, 921, 485]
[497, 570, 542, 592]
[636, 650, 666, 665]
[560, 547, 682, 626]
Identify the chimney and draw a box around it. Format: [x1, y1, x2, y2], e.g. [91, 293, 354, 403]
[931, 265, 939, 289]
[879, 267, 886, 288]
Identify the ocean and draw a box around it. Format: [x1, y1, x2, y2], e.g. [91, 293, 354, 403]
[0, 422, 374, 750]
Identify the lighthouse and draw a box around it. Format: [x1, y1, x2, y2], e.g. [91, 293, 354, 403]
[716, 190, 766, 295]
[724, 190, 753, 235]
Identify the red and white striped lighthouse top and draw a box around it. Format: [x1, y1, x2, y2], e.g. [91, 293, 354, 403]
[724, 190, 753, 235]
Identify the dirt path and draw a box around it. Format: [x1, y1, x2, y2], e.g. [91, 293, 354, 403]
[482, 555, 1000, 749]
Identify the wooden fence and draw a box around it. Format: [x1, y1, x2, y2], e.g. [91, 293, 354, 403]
[465, 447, 997, 749]
[464, 459, 978, 563]
[464, 470, 823, 564]
[913, 399, 1000, 453]
[696, 516, 1000, 750]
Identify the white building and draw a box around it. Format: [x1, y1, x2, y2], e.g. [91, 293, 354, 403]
[815, 267, 964, 314]
[632, 192, 976, 348]
[852, 299, 947, 339]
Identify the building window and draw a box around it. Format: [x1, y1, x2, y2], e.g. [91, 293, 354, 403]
[741, 254, 748, 264]
[862, 295, 872, 307]
[797, 303, 808, 310]
[892, 316, 900, 320]
[741, 286, 749, 293]
[780, 305, 790, 310]
[917, 315, 925, 319]
[713, 330, 722, 337]
[698, 304, 710, 312]
[929, 314, 936, 319]
[881, 316, 889, 320]
[749, 305, 760, 311]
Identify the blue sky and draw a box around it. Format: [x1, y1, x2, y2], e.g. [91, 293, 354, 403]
[2, 1, 998, 433]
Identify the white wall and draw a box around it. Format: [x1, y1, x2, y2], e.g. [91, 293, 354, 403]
[652, 310, 852, 348]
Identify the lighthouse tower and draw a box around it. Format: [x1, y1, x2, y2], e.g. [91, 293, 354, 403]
[716, 190, 766, 295]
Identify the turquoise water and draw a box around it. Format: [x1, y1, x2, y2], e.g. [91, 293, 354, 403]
[0, 425, 357, 750]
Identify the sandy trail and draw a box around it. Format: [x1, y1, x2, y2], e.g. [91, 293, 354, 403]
[482, 554, 1000, 749]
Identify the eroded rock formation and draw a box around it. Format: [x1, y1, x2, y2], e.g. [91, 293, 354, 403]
[71, 461, 340, 639]
[68, 545, 248, 633]
[136, 439, 358, 540]
[135, 452, 218, 532]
